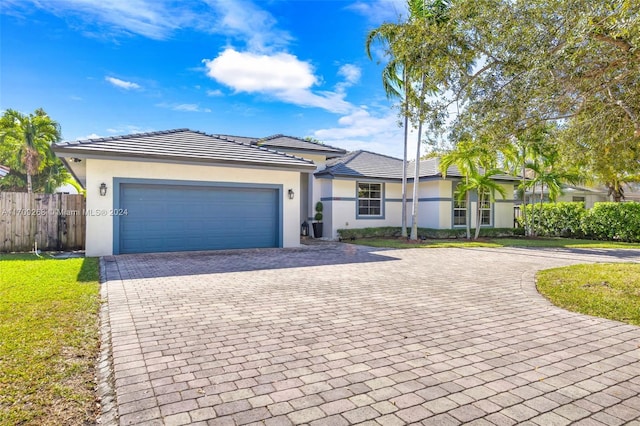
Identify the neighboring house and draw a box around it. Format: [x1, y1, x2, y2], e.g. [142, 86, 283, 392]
[522, 184, 608, 209]
[53, 129, 519, 256]
[0, 165, 9, 179]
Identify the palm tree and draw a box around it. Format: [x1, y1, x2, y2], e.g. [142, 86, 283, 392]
[366, 24, 411, 237]
[439, 140, 480, 239]
[367, 0, 454, 240]
[456, 167, 508, 240]
[0, 108, 61, 193]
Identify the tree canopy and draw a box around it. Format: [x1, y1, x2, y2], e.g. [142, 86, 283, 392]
[0, 108, 75, 193]
[370, 0, 640, 196]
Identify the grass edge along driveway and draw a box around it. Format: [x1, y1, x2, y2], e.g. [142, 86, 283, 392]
[537, 263, 640, 326]
[0, 254, 100, 426]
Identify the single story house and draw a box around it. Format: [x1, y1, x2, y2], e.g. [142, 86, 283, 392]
[53, 129, 519, 256]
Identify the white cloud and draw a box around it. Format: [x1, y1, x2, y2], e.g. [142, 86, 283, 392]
[204, 49, 316, 92]
[206, 89, 224, 97]
[105, 76, 141, 90]
[203, 48, 353, 114]
[312, 108, 421, 159]
[9, 0, 290, 48]
[155, 102, 211, 113]
[25, 0, 187, 40]
[201, 0, 292, 52]
[347, 0, 407, 23]
[78, 133, 102, 140]
[338, 64, 362, 85]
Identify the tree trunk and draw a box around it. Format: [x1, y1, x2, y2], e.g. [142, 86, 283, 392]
[410, 120, 422, 241]
[474, 190, 482, 240]
[465, 183, 471, 240]
[530, 183, 537, 236]
[538, 183, 544, 234]
[26, 173, 33, 193]
[410, 76, 427, 241]
[520, 150, 528, 236]
[401, 114, 409, 238]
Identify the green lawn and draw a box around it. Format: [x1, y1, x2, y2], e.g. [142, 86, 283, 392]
[537, 264, 640, 326]
[0, 254, 100, 426]
[346, 237, 640, 250]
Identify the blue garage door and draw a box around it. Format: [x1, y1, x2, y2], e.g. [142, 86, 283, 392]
[118, 183, 279, 254]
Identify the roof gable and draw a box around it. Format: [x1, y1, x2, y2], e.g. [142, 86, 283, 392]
[53, 129, 316, 170]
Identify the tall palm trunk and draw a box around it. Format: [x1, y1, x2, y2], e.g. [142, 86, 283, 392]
[401, 73, 410, 237]
[530, 181, 537, 236]
[410, 77, 427, 241]
[465, 181, 471, 240]
[475, 190, 483, 240]
[538, 182, 544, 233]
[410, 120, 422, 240]
[520, 150, 528, 236]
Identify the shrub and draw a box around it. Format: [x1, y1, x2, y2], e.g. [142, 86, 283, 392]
[337, 227, 523, 240]
[581, 202, 640, 242]
[518, 202, 586, 237]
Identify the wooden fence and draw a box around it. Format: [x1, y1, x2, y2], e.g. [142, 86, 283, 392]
[0, 192, 85, 252]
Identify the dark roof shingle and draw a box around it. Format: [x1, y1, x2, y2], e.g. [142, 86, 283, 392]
[216, 134, 346, 156]
[316, 151, 519, 181]
[53, 129, 316, 170]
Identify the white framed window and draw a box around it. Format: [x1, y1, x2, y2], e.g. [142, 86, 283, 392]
[453, 199, 467, 226]
[479, 192, 492, 226]
[357, 182, 383, 217]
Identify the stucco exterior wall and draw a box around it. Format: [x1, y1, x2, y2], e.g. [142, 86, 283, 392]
[556, 192, 607, 209]
[85, 158, 303, 256]
[318, 178, 517, 239]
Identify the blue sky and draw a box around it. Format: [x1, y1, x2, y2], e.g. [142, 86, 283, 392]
[1, 0, 421, 158]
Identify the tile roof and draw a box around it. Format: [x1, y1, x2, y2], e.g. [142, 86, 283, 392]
[53, 129, 316, 170]
[216, 134, 347, 156]
[316, 151, 519, 181]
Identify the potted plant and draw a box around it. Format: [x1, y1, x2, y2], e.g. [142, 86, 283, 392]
[312, 201, 323, 238]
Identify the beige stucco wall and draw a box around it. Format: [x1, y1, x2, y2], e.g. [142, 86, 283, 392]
[557, 192, 607, 209]
[84, 158, 303, 256]
[465, 182, 516, 229]
[318, 178, 516, 239]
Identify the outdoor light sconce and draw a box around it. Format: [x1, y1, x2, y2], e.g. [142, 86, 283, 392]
[99, 183, 107, 196]
[288, 189, 295, 200]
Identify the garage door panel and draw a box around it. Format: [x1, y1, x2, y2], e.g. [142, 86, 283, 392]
[118, 183, 279, 254]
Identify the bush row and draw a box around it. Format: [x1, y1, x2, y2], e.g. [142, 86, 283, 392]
[518, 202, 640, 242]
[337, 226, 523, 240]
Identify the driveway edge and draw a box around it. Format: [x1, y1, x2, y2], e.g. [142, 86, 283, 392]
[519, 268, 554, 308]
[96, 257, 118, 425]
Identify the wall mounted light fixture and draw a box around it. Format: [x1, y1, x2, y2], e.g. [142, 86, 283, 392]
[288, 189, 295, 200]
[99, 183, 107, 196]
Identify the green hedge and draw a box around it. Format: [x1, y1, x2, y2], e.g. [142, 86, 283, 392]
[518, 202, 586, 237]
[337, 226, 523, 240]
[581, 202, 640, 242]
[518, 202, 640, 242]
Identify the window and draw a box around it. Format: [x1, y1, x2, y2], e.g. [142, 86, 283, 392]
[453, 199, 467, 226]
[479, 192, 492, 226]
[572, 196, 586, 203]
[357, 182, 382, 217]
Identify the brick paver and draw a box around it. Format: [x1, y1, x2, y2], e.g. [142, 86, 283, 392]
[99, 245, 640, 425]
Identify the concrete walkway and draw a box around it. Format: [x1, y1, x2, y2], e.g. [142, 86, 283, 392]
[98, 245, 640, 425]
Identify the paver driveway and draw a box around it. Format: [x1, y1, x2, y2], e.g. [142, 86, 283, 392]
[98, 245, 640, 426]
